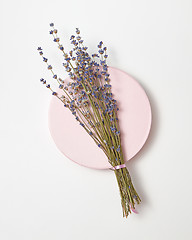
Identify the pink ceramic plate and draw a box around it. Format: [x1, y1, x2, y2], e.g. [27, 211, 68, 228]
[48, 67, 152, 169]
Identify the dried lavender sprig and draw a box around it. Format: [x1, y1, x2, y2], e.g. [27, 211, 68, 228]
[38, 24, 141, 217]
[49, 24, 141, 214]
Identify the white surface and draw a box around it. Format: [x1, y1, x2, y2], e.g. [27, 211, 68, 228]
[1, 0, 192, 239]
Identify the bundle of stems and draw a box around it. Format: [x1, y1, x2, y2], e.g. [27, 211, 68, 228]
[38, 24, 141, 217]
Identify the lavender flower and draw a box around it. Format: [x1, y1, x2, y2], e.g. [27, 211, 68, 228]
[37, 24, 141, 218]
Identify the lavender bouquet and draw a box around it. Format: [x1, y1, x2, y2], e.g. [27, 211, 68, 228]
[38, 23, 141, 217]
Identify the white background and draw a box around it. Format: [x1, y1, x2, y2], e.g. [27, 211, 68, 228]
[1, 0, 192, 239]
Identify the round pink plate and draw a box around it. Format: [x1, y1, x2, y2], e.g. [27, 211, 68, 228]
[48, 67, 152, 169]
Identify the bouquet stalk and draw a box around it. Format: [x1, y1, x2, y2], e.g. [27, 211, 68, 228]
[38, 24, 141, 217]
